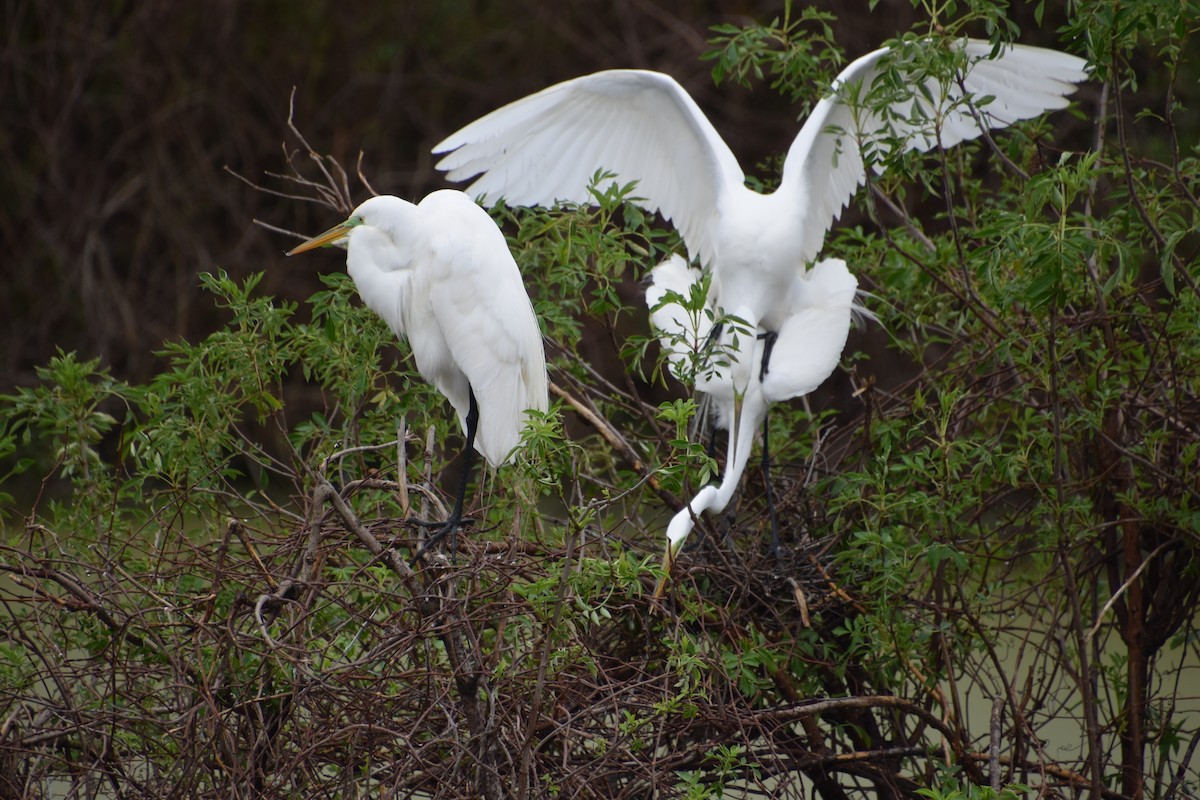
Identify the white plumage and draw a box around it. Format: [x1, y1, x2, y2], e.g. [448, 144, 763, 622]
[647, 255, 858, 592]
[288, 191, 548, 529]
[433, 37, 1086, 586]
[434, 39, 1087, 341]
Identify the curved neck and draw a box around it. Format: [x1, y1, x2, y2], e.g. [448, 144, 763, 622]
[665, 391, 766, 551]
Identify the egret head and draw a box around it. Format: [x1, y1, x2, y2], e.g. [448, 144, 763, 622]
[287, 196, 415, 255]
[653, 485, 720, 598]
[286, 212, 364, 255]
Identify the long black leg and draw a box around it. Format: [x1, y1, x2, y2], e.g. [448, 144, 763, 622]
[409, 389, 479, 566]
[761, 407, 782, 560]
[756, 328, 782, 559]
[706, 320, 725, 350]
[758, 329, 779, 381]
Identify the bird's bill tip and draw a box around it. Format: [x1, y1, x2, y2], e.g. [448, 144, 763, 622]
[286, 221, 353, 256]
[652, 543, 675, 599]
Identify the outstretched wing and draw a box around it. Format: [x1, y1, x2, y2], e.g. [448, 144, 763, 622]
[434, 70, 746, 267]
[420, 192, 549, 467]
[781, 39, 1089, 264]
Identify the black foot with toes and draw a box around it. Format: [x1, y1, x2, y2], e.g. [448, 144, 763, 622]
[406, 517, 475, 566]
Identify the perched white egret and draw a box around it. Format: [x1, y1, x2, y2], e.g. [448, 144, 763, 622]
[434, 38, 1086, 360]
[288, 190, 549, 558]
[647, 255, 859, 596]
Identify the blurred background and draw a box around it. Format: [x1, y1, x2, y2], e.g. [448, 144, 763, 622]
[1, 0, 1107, 391]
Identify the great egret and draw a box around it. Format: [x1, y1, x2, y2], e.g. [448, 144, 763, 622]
[433, 37, 1085, 586]
[433, 38, 1087, 368]
[288, 190, 549, 558]
[647, 255, 858, 596]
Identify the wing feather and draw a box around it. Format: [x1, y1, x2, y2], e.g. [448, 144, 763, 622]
[760, 258, 858, 403]
[434, 70, 745, 266]
[781, 39, 1088, 264]
[646, 255, 713, 382]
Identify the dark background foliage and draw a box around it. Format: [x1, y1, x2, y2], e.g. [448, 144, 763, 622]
[1, 0, 1090, 390]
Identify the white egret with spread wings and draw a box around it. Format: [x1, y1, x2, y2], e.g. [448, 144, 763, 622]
[434, 38, 1086, 353]
[432, 38, 1086, 581]
[647, 255, 859, 595]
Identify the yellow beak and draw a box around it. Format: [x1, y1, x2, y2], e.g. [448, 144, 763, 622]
[287, 220, 355, 255]
[653, 542, 676, 599]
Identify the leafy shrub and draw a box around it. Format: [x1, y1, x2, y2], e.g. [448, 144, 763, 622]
[2, 1, 1197, 798]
